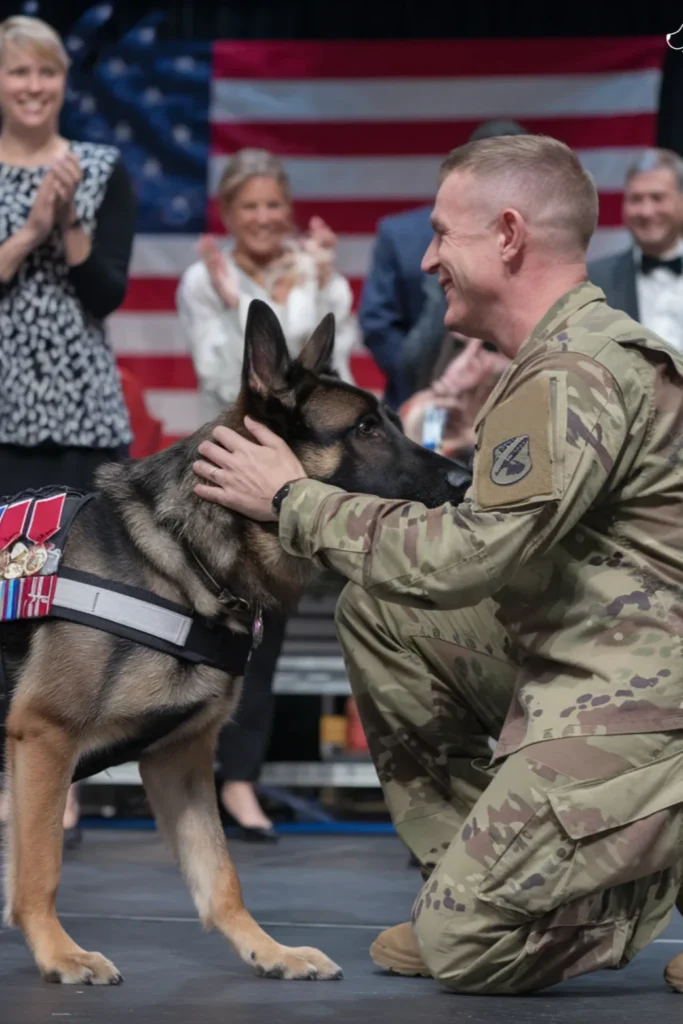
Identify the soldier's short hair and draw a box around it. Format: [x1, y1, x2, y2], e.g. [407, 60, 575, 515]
[438, 134, 599, 255]
[624, 148, 683, 193]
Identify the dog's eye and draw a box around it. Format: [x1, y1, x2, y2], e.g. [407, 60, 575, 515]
[356, 414, 380, 436]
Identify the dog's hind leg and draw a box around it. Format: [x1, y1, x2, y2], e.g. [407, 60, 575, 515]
[140, 722, 343, 980]
[5, 697, 122, 985]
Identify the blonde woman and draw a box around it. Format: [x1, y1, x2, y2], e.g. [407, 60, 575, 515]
[176, 150, 357, 839]
[0, 16, 136, 849]
[176, 148, 358, 420]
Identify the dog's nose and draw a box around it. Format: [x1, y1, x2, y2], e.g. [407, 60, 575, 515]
[446, 464, 472, 491]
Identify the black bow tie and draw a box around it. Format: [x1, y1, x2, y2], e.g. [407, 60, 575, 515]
[640, 253, 683, 275]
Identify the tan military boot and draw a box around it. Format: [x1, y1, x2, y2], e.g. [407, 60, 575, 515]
[369, 922, 431, 977]
[664, 892, 683, 992]
[665, 951, 683, 992]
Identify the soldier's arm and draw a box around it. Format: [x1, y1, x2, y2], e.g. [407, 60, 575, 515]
[278, 352, 633, 608]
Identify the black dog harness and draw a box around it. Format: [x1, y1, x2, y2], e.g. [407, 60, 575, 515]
[0, 486, 256, 696]
[0, 486, 260, 781]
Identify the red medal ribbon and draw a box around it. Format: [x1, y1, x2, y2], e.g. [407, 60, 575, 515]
[19, 575, 58, 618]
[0, 499, 32, 551]
[25, 493, 67, 545]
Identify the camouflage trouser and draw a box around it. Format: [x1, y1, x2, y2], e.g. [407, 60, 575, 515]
[335, 583, 683, 994]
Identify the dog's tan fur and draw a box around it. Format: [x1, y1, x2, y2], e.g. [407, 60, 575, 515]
[1, 300, 466, 987]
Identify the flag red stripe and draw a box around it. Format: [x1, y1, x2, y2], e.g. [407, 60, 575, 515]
[118, 355, 197, 388]
[212, 38, 665, 80]
[206, 193, 625, 238]
[210, 114, 656, 156]
[121, 276, 365, 313]
[116, 351, 385, 391]
[122, 277, 180, 311]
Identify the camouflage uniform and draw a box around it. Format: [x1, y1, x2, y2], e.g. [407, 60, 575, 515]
[278, 282, 683, 994]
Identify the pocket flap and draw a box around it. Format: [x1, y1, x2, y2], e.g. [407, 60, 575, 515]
[548, 749, 683, 840]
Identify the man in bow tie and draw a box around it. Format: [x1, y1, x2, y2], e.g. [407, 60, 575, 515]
[588, 148, 683, 351]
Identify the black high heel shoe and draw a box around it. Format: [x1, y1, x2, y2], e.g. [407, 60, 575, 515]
[237, 824, 278, 843]
[63, 825, 83, 850]
[217, 788, 279, 842]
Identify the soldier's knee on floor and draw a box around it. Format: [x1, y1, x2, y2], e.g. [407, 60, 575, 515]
[413, 910, 542, 997]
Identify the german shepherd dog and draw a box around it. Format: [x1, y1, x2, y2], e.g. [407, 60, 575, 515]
[1, 300, 468, 986]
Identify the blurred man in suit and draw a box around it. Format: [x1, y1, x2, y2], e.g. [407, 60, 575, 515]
[359, 120, 527, 409]
[589, 148, 683, 352]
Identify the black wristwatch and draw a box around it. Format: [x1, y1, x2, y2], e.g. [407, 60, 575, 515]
[271, 481, 293, 518]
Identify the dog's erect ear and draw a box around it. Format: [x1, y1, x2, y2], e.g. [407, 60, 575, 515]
[295, 312, 335, 375]
[242, 299, 290, 396]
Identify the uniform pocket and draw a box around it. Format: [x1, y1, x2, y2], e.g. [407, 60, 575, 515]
[475, 749, 683, 919]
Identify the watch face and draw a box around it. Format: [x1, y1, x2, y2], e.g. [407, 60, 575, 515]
[272, 483, 288, 514]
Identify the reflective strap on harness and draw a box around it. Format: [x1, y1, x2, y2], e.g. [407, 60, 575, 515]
[53, 576, 193, 647]
[48, 567, 255, 676]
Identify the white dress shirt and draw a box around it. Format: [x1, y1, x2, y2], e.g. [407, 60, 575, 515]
[176, 248, 359, 420]
[633, 239, 683, 354]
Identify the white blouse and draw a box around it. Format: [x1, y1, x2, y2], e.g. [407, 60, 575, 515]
[176, 248, 359, 420]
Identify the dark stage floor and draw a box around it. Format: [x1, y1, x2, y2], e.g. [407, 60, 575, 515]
[2, 830, 682, 1023]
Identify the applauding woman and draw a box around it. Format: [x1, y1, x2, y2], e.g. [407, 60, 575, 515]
[176, 148, 358, 419]
[0, 16, 136, 846]
[0, 15, 135, 488]
[176, 148, 358, 839]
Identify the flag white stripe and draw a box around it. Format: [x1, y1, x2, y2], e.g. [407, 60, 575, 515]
[144, 389, 207, 436]
[129, 234, 378, 278]
[142, 386, 381, 438]
[110, 314, 187, 354]
[208, 149, 646, 200]
[209, 71, 660, 123]
[126, 227, 630, 281]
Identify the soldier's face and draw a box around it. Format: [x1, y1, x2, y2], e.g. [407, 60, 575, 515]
[623, 169, 683, 255]
[422, 171, 501, 336]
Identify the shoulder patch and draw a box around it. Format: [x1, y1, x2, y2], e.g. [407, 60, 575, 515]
[490, 434, 532, 485]
[474, 374, 559, 509]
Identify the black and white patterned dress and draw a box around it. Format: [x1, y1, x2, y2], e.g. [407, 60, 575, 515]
[0, 141, 134, 453]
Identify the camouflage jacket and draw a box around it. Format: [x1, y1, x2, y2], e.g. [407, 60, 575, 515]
[279, 282, 683, 758]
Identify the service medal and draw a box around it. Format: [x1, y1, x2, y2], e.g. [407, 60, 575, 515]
[24, 544, 48, 575]
[4, 560, 23, 579]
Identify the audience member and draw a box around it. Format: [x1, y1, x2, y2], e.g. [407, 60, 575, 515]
[176, 148, 358, 840]
[176, 148, 357, 420]
[399, 335, 510, 458]
[588, 148, 683, 351]
[0, 15, 137, 848]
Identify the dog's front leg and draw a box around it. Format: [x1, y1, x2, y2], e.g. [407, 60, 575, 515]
[140, 724, 343, 980]
[4, 700, 121, 984]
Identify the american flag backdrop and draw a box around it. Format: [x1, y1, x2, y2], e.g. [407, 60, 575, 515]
[61, 20, 666, 449]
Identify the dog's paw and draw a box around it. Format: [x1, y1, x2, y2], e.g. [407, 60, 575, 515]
[40, 950, 123, 985]
[250, 944, 343, 980]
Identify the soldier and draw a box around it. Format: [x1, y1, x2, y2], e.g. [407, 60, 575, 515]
[192, 134, 683, 996]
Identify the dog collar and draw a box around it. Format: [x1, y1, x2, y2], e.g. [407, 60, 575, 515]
[183, 541, 263, 646]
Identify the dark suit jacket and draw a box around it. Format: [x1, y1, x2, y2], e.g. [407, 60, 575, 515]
[399, 272, 450, 393]
[587, 248, 639, 320]
[358, 205, 436, 409]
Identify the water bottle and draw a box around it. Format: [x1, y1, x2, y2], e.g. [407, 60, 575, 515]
[422, 404, 447, 453]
